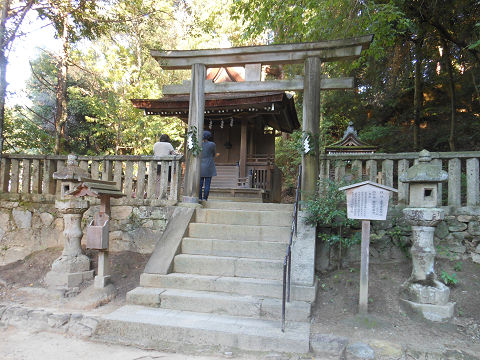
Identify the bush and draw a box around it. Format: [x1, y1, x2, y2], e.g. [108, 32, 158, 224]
[304, 178, 360, 268]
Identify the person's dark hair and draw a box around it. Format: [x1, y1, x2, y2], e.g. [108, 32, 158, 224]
[159, 134, 171, 143]
[203, 130, 212, 141]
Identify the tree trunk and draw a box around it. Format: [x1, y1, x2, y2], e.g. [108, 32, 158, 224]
[0, 0, 10, 160]
[442, 40, 456, 152]
[54, 15, 69, 155]
[413, 36, 424, 152]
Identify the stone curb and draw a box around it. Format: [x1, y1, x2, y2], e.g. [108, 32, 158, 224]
[1, 303, 479, 360]
[0, 303, 99, 338]
[310, 334, 480, 360]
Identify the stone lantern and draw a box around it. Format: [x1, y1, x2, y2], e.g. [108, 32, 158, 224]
[399, 149, 454, 321]
[45, 155, 93, 289]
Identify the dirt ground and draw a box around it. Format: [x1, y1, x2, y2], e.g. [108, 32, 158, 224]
[313, 258, 480, 354]
[1, 248, 480, 356]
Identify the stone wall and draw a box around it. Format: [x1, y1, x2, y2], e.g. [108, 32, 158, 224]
[0, 197, 170, 266]
[316, 206, 480, 272]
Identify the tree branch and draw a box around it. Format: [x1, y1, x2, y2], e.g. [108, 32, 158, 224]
[29, 60, 56, 92]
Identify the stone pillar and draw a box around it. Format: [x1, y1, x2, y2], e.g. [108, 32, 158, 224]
[45, 155, 93, 289]
[292, 211, 316, 286]
[183, 63, 206, 204]
[399, 150, 454, 322]
[301, 57, 321, 200]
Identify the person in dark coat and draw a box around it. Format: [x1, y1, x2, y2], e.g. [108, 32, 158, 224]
[199, 130, 217, 201]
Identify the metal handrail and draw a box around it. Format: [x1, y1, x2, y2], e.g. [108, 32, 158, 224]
[281, 164, 301, 332]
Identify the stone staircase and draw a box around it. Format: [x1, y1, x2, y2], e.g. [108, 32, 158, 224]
[94, 201, 315, 354]
[210, 165, 239, 188]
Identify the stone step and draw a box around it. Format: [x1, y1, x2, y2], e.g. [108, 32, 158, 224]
[195, 208, 292, 226]
[205, 196, 264, 203]
[140, 273, 316, 302]
[188, 223, 290, 242]
[94, 305, 310, 354]
[182, 237, 286, 260]
[126, 287, 311, 321]
[204, 200, 293, 211]
[173, 254, 284, 280]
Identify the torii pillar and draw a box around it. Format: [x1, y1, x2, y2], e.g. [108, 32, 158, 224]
[302, 57, 321, 199]
[182, 64, 205, 203]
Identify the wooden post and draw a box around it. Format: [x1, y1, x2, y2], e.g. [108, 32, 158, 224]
[239, 119, 248, 178]
[183, 63, 206, 203]
[359, 220, 370, 314]
[301, 57, 321, 200]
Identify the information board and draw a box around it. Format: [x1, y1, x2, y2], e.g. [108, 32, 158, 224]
[345, 184, 390, 220]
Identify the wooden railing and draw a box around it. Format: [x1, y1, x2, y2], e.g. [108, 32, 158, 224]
[321, 151, 480, 207]
[0, 154, 184, 204]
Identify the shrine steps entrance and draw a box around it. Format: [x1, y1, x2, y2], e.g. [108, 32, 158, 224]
[93, 200, 315, 354]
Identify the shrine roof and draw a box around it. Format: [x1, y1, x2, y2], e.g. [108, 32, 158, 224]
[325, 122, 377, 154]
[131, 91, 300, 133]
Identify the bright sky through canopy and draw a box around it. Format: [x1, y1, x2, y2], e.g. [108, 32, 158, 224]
[6, 13, 60, 105]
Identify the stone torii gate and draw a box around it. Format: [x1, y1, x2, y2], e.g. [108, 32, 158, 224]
[152, 35, 373, 203]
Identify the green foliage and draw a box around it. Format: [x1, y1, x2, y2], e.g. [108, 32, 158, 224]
[454, 261, 463, 272]
[304, 178, 360, 255]
[440, 270, 458, 286]
[234, 0, 480, 153]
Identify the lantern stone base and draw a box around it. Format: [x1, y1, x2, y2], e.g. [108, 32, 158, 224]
[45, 269, 94, 288]
[46, 254, 93, 288]
[400, 299, 455, 322]
[401, 280, 451, 305]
